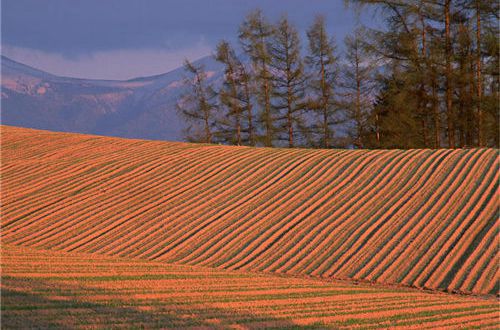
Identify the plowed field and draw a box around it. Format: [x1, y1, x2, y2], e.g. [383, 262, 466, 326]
[2, 245, 498, 329]
[1, 125, 499, 328]
[2, 126, 498, 296]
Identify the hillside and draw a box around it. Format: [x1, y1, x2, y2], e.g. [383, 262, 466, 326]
[2, 126, 498, 297]
[1, 55, 223, 141]
[2, 244, 497, 329]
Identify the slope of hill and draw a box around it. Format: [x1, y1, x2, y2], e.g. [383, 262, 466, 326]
[2, 126, 498, 297]
[2, 244, 497, 329]
[1, 56, 223, 141]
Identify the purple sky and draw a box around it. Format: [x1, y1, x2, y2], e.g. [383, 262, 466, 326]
[2, 0, 378, 80]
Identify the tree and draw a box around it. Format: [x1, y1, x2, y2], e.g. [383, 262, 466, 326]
[443, 0, 455, 148]
[346, 0, 498, 148]
[269, 16, 307, 148]
[455, 18, 475, 147]
[428, 32, 443, 148]
[368, 72, 423, 149]
[239, 9, 275, 147]
[346, 1, 436, 148]
[475, 0, 484, 146]
[306, 15, 340, 148]
[240, 61, 256, 146]
[175, 5, 498, 149]
[468, 0, 499, 146]
[215, 40, 254, 146]
[476, 0, 499, 146]
[342, 27, 377, 148]
[177, 60, 218, 143]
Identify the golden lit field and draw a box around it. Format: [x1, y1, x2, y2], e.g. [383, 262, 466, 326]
[2, 245, 498, 329]
[1, 125, 498, 328]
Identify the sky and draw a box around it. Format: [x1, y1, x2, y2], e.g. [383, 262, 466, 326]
[1, 0, 378, 80]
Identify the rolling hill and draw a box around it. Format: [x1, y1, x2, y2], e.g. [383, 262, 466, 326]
[2, 125, 498, 298]
[1, 55, 223, 141]
[2, 244, 497, 329]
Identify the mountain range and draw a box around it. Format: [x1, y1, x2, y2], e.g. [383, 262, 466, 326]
[1, 55, 224, 141]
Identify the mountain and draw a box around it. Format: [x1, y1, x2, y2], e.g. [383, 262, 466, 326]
[1, 55, 224, 141]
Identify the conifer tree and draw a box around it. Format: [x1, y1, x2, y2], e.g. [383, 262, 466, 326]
[346, 0, 498, 148]
[215, 40, 254, 145]
[177, 60, 217, 143]
[239, 9, 275, 147]
[306, 15, 340, 148]
[342, 27, 377, 148]
[269, 16, 307, 148]
[455, 18, 474, 147]
[469, 0, 499, 146]
[175, 5, 498, 149]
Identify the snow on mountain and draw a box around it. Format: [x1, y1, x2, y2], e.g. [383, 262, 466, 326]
[0, 55, 223, 141]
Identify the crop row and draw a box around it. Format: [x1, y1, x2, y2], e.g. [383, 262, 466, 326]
[2, 244, 498, 329]
[1, 126, 498, 296]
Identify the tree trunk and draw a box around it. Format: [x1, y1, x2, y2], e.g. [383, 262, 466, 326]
[432, 69, 441, 148]
[375, 113, 380, 147]
[204, 107, 211, 144]
[236, 120, 241, 145]
[321, 64, 329, 148]
[287, 60, 294, 148]
[320, 48, 329, 148]
[227, 63, 241, 146]
[323, 107, 329, 148]
[467, 57, 475, 146]
[419, 10, 429, 147]
[476, 0, 483, 147]
[195, 70, 212, 144]
[444, 0, 455, 148]
[355, 51, 362, 148]
[287, 67, 293, 148]
[244, 82, 255, 146]
[263, 62, 272, 147]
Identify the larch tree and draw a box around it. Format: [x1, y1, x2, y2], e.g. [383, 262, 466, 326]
[477, 0, 499, 146]
[468, 0, 499, 146]
[475, 0, 484, 146]
[455, 17, 474, 147]
[443, 0, 455, 148]
[239, 62, 256, 146]
[342, 27, 377, 148]
[175, 5, 498, 149]
[346, 0, 498, 149]
[239, 9, 275, 147]
[269, 16, 307, 148]
[215, 40, 254, 146]
[306, 15, 340, 148]
[428, 29, 443, 148]
[177, 60, 218, 144]
[346, 0, 435, 148]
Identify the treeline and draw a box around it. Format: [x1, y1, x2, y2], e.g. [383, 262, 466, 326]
[177, 1, 498, 149]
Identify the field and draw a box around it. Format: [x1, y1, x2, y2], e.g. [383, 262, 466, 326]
[1, 125, 499, 328]
[2, 245, 498, 329]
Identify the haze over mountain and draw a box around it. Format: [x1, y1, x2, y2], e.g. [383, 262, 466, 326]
[1, 55, 223, 141]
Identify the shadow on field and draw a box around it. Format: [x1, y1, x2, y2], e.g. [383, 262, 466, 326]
[1, 276, 317, 329]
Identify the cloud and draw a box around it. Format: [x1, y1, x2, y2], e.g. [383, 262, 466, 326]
[2, 41, 213, 80]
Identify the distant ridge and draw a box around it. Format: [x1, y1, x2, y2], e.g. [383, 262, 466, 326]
[2, 126, 498, 297]
[1, 55, 224, 141]
[2, 55, 57, 79]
